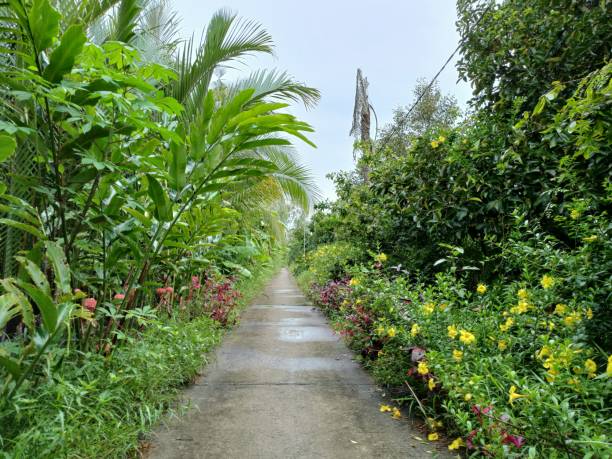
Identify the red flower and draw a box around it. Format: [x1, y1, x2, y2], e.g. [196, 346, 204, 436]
[501, 432, 525, 449]
[466, 429, 478, 450]
[83, 297, 97, 312]
[113, 293, 125, 300]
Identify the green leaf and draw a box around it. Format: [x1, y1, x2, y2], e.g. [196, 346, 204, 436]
[226, 102, 288, 129]
[234, 138, 291, 152]
[146, 175, 172, 221]
[15, 256, 50, 296]
[15, 280, 57, 333]
[0, 134, 16, 162]
[0, 279, 34, 331]
[43, 24, 87, 83]
[45, 241, 71, 295]
[0, 293, 20, 330]
[0, 218, 46, 240]
[169, 141, 187, 190]
[0, 354, 22, 380]
[207, 88, 255, 144]
[27, 0, 60, 52]
[123, 207, 152, 228]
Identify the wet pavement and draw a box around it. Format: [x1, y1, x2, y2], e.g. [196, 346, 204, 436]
[147, 268, 450, 458]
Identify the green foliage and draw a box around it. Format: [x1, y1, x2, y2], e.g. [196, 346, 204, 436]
[304, 261, 611, 457]
[295, 242, 364, 286]
[290, 1, 612, 456]
[0, 0, 319, 447]
[456, 0, 611, 113]
[0, 316, 222, 458]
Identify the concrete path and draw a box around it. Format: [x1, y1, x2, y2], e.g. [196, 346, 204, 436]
[148, 269, 450, 458]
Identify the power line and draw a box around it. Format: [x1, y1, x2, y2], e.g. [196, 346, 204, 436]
[379, 5, 492, 149]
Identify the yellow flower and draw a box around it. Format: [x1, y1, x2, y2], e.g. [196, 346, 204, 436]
[564, 311, 581, 327]
[427, 417, 443, 429]
[448, 438, 465, 450]
[453, 349, 463, 362]
[374, 252, 388, 263]
[517, 288, 529, 300]
[500, 317, 514, 332]
[511, 301, 529, 314]
[537, 346, 551, 359]
[411, 323, 421, 337]
[570, 209, 580, 220]
[423, 302, 435, 315]
[348, 278, 360, 287]
[583, 235, 597, 243]
[459, 329, 476, 345]
[554, 303, 567, 315]
[476, 283, 487, 294]
[508, 385, 527, 404]
[541, 274, 554, 289]
[392, 407, 401, 419]
[379, 404, 392, 413]
[607, 355, 612, 376]
[464, 393, 472, 401]
[428, 378, 436, 391]
[585, 359, 597, 378]
[438, 135, 446, 143]
[447, 324, 458, 339]
[430, 140, 439, 149]
[586, 308, 593, 320]
[417, 361, 429, 375]
[428, 432, 439, 441]
[498, 340, 508, 351]
[387, 327, 397, 338]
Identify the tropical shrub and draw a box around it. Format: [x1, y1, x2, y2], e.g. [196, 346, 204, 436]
[289, 1, 612, 456]
[303, 257, 611, 457]
[0, 0, 319, 454]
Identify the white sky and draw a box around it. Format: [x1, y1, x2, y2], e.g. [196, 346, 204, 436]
[173, 0, 472, 200]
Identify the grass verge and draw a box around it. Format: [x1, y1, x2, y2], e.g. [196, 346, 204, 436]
[0, 259, 283, 459]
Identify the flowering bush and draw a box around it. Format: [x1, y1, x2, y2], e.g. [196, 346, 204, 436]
[301, 264, 611, 457]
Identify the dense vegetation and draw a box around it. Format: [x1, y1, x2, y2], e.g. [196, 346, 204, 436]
[0, 0, 318, 456]
[291, 0, 611, 457]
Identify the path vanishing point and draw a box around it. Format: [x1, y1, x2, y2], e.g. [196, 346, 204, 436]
[148, 268, 451, 458]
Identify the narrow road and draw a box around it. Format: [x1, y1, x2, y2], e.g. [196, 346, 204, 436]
[148, 269, 450, 458]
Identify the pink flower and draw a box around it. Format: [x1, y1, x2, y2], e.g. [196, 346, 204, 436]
[165, 286, 174, 293]
[191, 276, 201, 289]
[113, 293, 125, 300]
[156, 287, 166, 296]
[83, 297, 97, 312]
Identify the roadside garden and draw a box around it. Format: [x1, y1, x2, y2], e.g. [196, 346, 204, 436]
[0, 1, 318, 456]
[290, 1, 611, 457]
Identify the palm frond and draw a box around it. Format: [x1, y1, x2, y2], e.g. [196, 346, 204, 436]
[56, 0, 121, 31]
[111, 0, 145, 43]
[171, 9, 274, 117]
[227, 69, 320, 109]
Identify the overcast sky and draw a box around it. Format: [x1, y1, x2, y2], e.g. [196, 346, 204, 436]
[173, 0, 472, 200]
